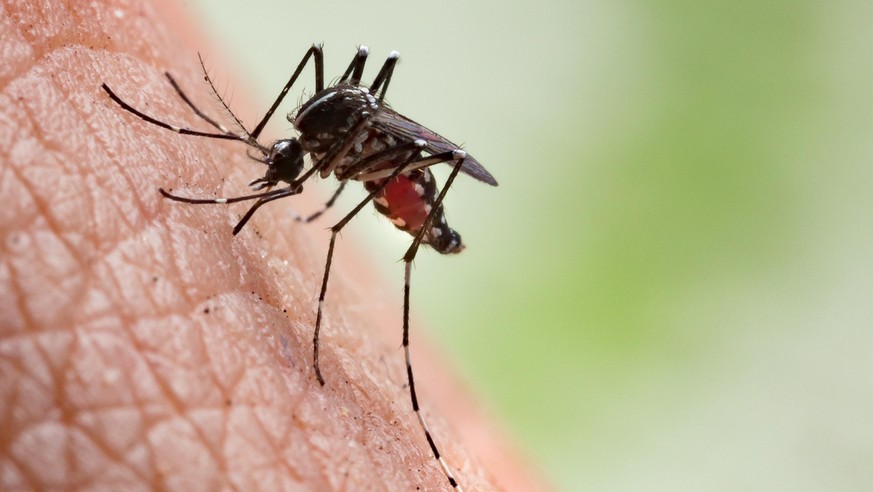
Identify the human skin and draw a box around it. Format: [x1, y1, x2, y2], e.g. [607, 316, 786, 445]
[0, 1, 546, 490]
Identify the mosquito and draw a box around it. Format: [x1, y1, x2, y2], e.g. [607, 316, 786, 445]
[101, 43, 497, 490]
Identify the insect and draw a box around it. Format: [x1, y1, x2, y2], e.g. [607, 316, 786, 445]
[101, 44, 497, 490]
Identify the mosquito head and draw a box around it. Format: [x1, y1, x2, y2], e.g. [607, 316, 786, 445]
[265, 138, 304, 185]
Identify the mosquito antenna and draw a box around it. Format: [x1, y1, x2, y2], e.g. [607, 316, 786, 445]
[197, 53, 252, 139]
[164, 72, 230, 134]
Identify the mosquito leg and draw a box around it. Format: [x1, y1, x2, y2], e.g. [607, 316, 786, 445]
[164, 72, 232, 135]
[159, 185, 300, 234]
[370, 50, 399, 102]
[300, 135, 432, 223]
[404, 152, 466, 260]
[335, 139, 426, 181]
[104, 46, 322, 148]
[250, 43, 324, 140]
[101, 83, 248, 142]
[352, 149, 462, 183]
[158, 186, 294, 205]
[313, 116, 372, 178]
[401, 263, 461, 490]
[294, 181, 347, 223]
[401, 156, 466, 490]
[339, 45, 369, 85]
[312, 142, 427, 385]
[231, 187, 299, 235]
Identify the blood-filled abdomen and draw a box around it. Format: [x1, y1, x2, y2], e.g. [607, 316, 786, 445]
[365, 169, 464, 254]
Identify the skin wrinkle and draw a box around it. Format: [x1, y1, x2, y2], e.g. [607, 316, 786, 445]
[193, 310, 235, 411]
[62, 328, 129, 483]
[131, 328, 234, 489]
[76, 80, 154, 251]
[2, 256, 32, 337]
[238, 405, 303, 485]
[6, 453, 38, 490]
[7, 249, 79, 439]
[66, 419, 141, 488]
[68, 369, 141, 470]
[76, 226, 236, 487]
[203, 314, 248, 400]
[4, 142, 178, 485]
[161, 226, 198, 308]
[193, 316, 277, 476]
[0, 336, 49, 458]
[97, 122, 195, 258]
[9, 97, 97, 334]
[118, 356, 161, 488]
[0, 8, 32, 91]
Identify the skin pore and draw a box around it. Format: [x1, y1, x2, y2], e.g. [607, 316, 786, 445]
[0, 0, 544, 490]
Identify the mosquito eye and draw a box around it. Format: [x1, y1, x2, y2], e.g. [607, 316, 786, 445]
[272, 140, 290, 157]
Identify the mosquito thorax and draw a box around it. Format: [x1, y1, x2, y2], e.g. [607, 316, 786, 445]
[291, 85, 379, 153]
[265, 138, 304, 184]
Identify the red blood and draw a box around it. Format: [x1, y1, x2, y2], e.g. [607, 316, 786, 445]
[380, 175, 427, 232]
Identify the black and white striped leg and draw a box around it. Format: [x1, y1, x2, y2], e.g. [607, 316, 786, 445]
[352, 150, 460, 183]
[158, 185, 301, 235]
[230, 188, 301, 235]
[335, 139, 425, 181]
[294, 181, 347, 223]
[402, 156, 467, 490]
[312, 141, 428, 385]
[158, 144, 330, 235]
[101, 83, 248, 143]
[250, 43, 324, 140]
[103, 44, 324, 149]
[312, 117, 373, 179]
[339, 45, 370, 85]
[370, 50, 399, 102]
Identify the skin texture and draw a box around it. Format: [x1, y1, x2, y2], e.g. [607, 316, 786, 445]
[0, 0, 546, 490]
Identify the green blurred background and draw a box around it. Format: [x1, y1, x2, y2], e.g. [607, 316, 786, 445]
[184, 0, 873, 489]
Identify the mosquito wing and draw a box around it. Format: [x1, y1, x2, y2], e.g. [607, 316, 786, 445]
[370, 108, 498, 186]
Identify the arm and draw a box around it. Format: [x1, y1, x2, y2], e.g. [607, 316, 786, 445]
[0, 1, 544, 490]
